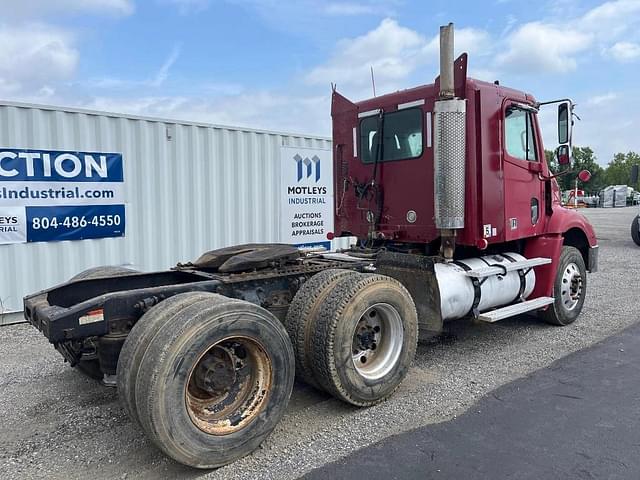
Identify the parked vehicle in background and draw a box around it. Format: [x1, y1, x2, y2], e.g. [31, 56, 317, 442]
[565, 189, 586, 208]
[631, 166, 640, 246]
[600, 185, 628, 208]
[23, 24, 598, 468]
[626, 187, 640, 206]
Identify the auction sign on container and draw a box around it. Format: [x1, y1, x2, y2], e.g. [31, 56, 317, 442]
[0, 149, 125, 244]
[280, 146, 333, 249]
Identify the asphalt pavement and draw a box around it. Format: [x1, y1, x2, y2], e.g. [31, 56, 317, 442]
[307, 321, 640, 480]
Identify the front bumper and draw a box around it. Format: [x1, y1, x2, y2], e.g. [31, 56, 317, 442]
[588, 245, 599, 273]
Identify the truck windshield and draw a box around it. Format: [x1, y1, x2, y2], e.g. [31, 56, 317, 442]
[360, 108, 423, 164]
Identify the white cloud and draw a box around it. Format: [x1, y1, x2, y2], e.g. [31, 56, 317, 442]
[573, 91, 640, 165]
[149, 45, 182, 87]
[193, 92, 330, 134]
[3, 0, 134, 17]
[581, 0, 640, 39]
[492, 1, 640, 75]
[82, 45, 183, 91]
[306, 19, 425, 95]
[422, 27, 492, 58]
[496, 22, 592, 73]
[0, 24, 78, 97]
[500, 14, 518, 37]
[306, 19, 492, 97]
[608, 41, 640, 62]
[220, 0, 401, 40]
[586, 92, 618, 106]
[0, 0, 132, 100]
[78, 91, 331, 136]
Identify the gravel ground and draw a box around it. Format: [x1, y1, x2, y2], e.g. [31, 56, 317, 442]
[1, 207, 638, 480]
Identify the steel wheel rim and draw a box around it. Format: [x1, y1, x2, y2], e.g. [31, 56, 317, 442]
[185, 335, 272, 435]
[351, 303, 404, 380]
[560, 262, 583, 311]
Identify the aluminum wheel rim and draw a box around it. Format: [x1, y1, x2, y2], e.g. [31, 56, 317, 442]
[560, 262, 583, 311]
[351, 303, 404, 380]
[185, 336, 272, 436]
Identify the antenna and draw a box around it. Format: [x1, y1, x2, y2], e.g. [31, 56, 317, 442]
[370, 66, 376, 97]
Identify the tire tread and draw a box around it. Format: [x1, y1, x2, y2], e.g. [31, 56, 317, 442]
[310, 273, 418, 406]
[285, 269, 358, 388]
[117, 292, 217, 425]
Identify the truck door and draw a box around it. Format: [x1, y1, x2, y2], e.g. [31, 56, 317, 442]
[502, 102, 545, 240]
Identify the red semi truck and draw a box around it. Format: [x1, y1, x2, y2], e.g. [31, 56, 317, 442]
[24, 24, 597, 468]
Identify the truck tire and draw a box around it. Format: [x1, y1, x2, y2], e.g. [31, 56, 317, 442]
[310, 273, 418, 406]
[632, 215, 640, 246]
[134, 295, 295, 469]
[68, 266, 139, 380]
[285, 268, 359, 388]
[117, 292, 216, 426]
[540, 246, 587, 326]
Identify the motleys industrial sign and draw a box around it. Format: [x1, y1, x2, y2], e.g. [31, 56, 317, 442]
[0, 149, 125, 244]
[280, 146, 333, 250]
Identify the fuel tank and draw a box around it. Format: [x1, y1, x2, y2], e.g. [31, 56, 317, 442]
[435, 253, 535, 320]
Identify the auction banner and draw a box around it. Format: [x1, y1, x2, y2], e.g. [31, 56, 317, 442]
[0, 148, 125, 244]
[280, 146, 333, 250]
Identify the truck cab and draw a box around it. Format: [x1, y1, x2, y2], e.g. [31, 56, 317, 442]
[331, 54, 598, 303]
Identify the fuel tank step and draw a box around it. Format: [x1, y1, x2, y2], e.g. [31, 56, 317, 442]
[477, 297, 555, 323]
[464, 257, 551, 278]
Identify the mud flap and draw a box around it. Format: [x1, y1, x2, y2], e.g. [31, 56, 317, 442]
[376, 252, 443, 340]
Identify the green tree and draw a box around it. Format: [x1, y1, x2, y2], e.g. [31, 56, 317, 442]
[604, 152, 640, 191]
[570, 147, 604, 194]
[545, 146, 603, 194]
[545, 149, 558, 174]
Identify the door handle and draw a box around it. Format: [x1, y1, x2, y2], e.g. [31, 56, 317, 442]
[527, 161, 542, 173]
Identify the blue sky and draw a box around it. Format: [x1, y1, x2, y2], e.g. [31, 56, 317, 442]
[1, 0, 639, 165]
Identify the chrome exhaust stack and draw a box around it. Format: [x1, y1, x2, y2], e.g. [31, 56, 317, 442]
[434, 23, 466, 260]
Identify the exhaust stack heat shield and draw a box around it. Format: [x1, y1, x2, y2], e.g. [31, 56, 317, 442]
[433, 98, 466, 230]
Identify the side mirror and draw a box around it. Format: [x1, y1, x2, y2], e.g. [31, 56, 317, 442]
[558, 102, 572, 145]
[578, 170, 592, 183]
[556, 145, 571, 165]
[631, 164, 639, 185]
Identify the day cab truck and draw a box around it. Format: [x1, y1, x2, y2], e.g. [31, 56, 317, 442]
[23, 24, 598, 468]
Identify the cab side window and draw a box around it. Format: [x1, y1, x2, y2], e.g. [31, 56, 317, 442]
[505, 107, 538, 161]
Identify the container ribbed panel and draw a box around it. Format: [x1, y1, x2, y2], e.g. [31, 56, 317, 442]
[0, 101, 332, 322]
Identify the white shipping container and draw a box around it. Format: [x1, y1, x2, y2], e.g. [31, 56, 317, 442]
[0, 101, 338, 325]
[600, 185, 628, 208]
